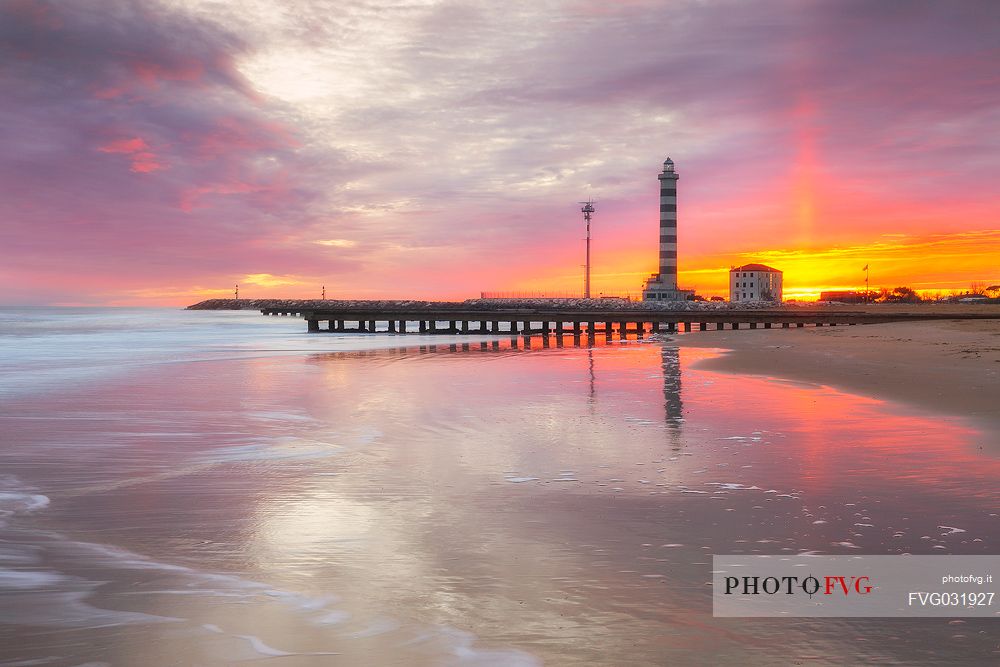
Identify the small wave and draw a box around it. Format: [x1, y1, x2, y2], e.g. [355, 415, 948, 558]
[0, 482, 51, 529]
[0, 511, 539, 664]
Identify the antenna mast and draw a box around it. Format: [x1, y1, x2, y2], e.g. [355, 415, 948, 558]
[580, 199, 596, 299]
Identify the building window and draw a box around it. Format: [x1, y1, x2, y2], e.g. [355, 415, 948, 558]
[750, 273, 754, 277]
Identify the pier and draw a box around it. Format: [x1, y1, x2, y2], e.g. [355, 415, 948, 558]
[247, 301, 1000, 336]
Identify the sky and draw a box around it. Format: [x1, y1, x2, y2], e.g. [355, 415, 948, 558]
[1, 0, 998, 305]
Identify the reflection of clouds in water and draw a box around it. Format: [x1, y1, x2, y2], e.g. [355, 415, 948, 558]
[204, 427, 379, 464]
[5, 327, 998, 665]
[0, 473, 539, 664]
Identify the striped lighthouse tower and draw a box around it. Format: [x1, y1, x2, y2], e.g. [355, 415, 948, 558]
[657, 157, 679, 289]
[642, 157, 693, 301]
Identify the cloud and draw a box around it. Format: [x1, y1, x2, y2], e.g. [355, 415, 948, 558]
[98, 136, 166, 173]
[1, 0, 998, 303]
[241, 273, 303, 287]
[314, 239, 357, 248]
[0, 0, 357, 288]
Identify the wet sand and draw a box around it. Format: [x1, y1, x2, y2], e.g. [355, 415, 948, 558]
[687, 319, 1000, 433]
[3, 309, 1000, 665]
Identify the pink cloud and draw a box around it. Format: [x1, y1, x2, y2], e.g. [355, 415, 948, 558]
[129, 57, 205, 87]
[190, 116, 298, 158]
[98, 137, 149, 153]
[98, 136, 166, 173]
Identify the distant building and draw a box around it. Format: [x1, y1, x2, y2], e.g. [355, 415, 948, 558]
[729, 264, 782, 302]
[819, 290, 865, 304]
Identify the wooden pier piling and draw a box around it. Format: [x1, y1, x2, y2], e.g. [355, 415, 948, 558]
[253, 302, 997, 338]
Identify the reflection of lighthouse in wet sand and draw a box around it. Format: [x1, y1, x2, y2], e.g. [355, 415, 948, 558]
[661, 346, 684, 436]
[642, 157, 694, 301]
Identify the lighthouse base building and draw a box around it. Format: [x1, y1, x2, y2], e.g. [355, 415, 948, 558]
[642, 277, 694, 301]
[643, 276, 695, 301]
[642, 157, 694, 302]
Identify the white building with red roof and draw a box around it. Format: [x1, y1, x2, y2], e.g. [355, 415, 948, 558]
[729, 264, 783, 302]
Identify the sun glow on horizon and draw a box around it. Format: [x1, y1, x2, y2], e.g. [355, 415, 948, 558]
[116, 225, 1000, 307]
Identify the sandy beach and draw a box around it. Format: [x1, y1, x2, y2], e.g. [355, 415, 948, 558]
[686, 318, 1000, 434]
[2, 309, 1000, 665]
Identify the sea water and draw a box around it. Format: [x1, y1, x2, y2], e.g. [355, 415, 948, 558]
[0, 308, 997, 665]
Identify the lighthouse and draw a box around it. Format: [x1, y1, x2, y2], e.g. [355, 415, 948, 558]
[642, 157, 694, 301]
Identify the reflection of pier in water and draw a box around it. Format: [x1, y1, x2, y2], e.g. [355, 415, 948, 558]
[305, 330, 664, 357]
[306, 333, 686, 448]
